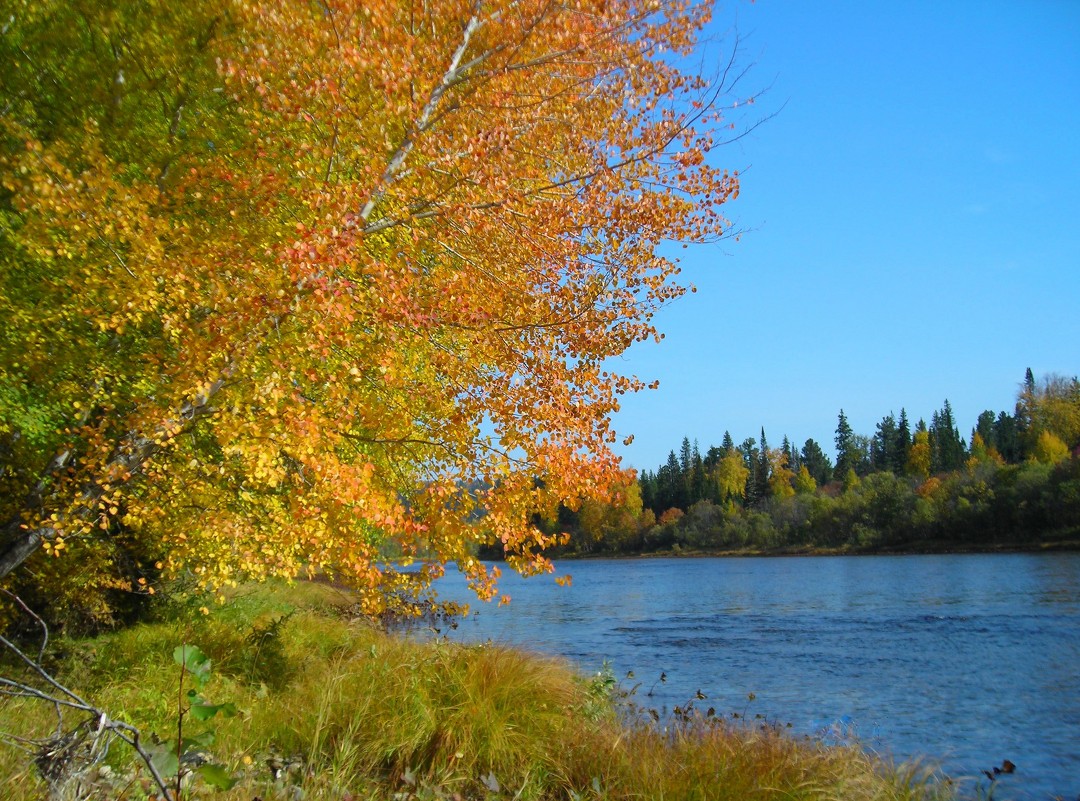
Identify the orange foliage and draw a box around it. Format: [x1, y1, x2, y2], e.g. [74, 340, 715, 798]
[916, 477, 943, 500]
[658, 508, 685, 527]
[0, 0, 747, 612]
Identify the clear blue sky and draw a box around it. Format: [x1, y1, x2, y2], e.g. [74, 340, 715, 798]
[611, 0, 1080, 471]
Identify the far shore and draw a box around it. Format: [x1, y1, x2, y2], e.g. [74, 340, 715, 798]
[543, 538, 1080, 562]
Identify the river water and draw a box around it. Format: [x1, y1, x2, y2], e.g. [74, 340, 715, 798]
[431, 553, 1080, 801]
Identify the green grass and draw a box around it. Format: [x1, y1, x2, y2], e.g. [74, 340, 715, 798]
[0, 581, 952, 801]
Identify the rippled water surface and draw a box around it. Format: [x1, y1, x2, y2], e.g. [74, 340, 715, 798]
[433, 553, 1080, 801]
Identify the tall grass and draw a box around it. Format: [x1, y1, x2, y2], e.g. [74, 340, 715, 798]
[0, 581, 952, 801]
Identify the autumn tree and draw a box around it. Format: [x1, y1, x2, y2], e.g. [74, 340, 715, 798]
[792, 465, 816, 494]
[766, 446, 795, 499]
[1026, 373, 1080, 450]
[966, 432, 1002, 470]
[573, 468, 643, 552]
[1032, 430, 1070, 465]
[907, 428, 932, 480]
[711, 450, 749, 509]
[0, 0, 751, 618]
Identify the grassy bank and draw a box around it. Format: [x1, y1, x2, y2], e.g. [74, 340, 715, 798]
[1, 582, 950, 801]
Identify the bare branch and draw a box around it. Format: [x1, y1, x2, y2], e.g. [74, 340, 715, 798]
[0, 597, 176, 800]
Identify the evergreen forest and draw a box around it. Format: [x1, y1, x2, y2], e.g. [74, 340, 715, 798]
[535, 369, 1080, 557]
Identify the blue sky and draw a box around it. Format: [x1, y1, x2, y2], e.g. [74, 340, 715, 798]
[611, 0, 1080, 471]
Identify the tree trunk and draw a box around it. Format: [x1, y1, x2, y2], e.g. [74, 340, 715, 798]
[0, 376, 228, 581]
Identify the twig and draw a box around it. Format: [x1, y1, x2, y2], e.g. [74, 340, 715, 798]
[0, 595, 176, 800]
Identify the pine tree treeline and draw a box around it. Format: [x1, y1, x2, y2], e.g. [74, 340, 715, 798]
[548, 370, 1080, 555]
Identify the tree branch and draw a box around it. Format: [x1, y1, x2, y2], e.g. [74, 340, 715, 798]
[0, 371, 232, 581]
[0, 601, 175, 800]
[357, 2, 486, 224]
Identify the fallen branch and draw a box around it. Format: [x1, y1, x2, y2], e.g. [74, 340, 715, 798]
[0, 590, 175, 800]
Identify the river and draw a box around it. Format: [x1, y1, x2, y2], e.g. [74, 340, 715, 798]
[431, 553, 1080, 801]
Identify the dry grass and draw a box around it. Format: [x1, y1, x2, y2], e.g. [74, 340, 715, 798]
[0, 580, 952, 801]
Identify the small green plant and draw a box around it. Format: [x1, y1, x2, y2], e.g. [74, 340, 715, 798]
[146, 644, 239, 798]
[578, 661, 617, 722]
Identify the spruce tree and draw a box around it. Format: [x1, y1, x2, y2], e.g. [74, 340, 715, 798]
[801, 438, 833, 486]
[704, 444, 725, 470]
[931, 400, 964, 471]
[995, 411, 1020, 463]
[1015, 367, 1037, 459]
[894, 409, 912, 473]
[974, 410, 997, 453]
[872, 413, 897, 472]
[740, 437, 759, 507]
[756, 428, 771, 503]
[690, 440, 707, 505]
[658, 450, 682, 510]
[834, 409, 857, 480]
[781, 435, 799, 472]
[639, 470, 658, 514]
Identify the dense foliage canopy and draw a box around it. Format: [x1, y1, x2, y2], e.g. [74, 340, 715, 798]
[0, 0, 748, 623]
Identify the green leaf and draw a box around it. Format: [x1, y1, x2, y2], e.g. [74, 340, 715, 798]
[148, 741, 179, 780]
[190, 701, 238, 722]
[197, 762, 239, 790]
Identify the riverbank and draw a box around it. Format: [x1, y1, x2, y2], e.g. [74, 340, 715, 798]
[0, 580, 950, 801]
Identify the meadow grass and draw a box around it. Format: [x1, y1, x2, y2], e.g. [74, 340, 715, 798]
[0, 581, 952, 801]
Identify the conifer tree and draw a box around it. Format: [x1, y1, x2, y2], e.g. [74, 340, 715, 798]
[872, 413, 897, 472]
[679, 437, 694, 476]
[995, 411, 1021, 463]
[930, 400, 965, 472]
[1014, 367, 1037, 458]
[894, 408, 912, 473]
[739, 437, 759, 508]
[755, 427, 771, 503]
[690, 440, 708, 505]
[834, 410, 857, 480]
[781, 435, 799, 472]
[974, 411, 998, 454]
[657, 451, 682, 512]
[800, 438, 832, 486]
